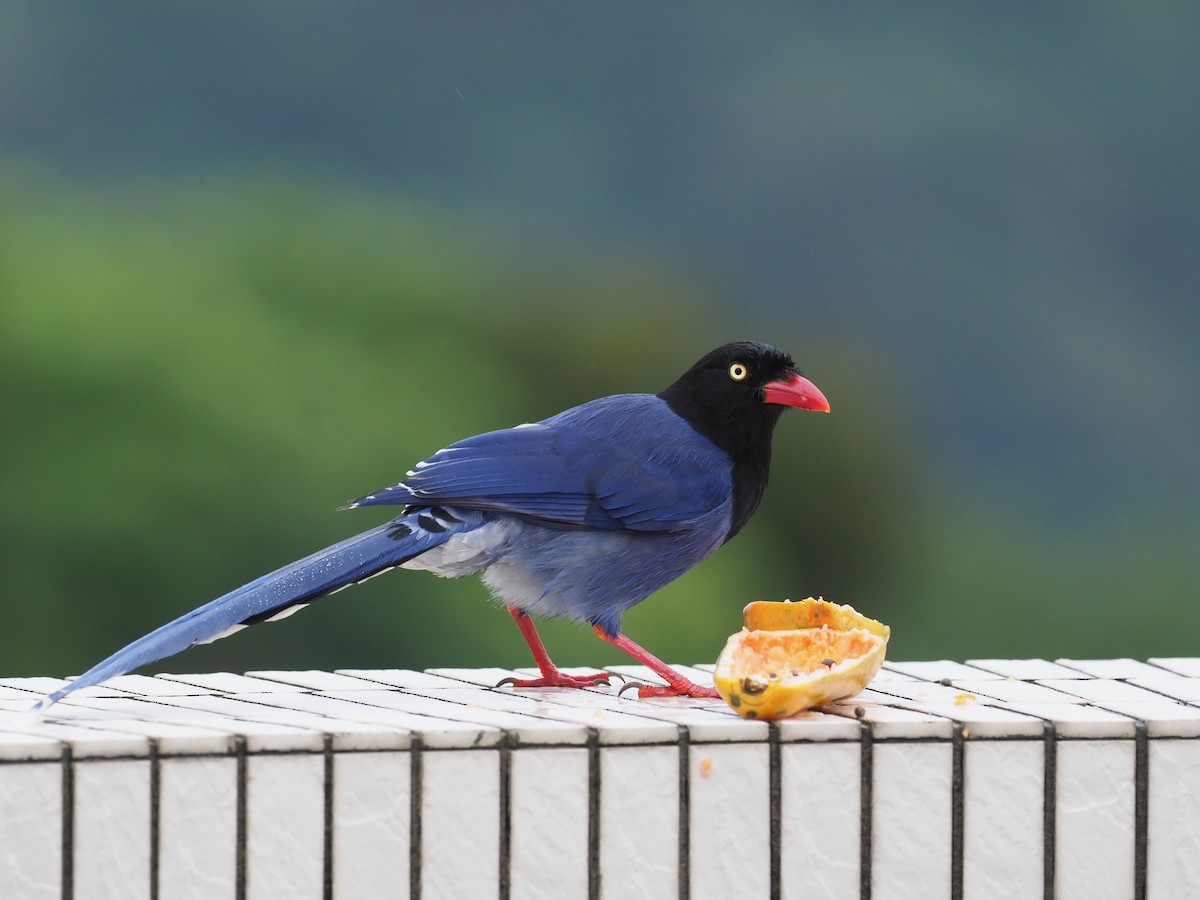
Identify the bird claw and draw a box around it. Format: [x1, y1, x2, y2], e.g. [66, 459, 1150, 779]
[494, 671, 616, 690]
[617, 679, 721, 700]
[617, 679, 647, 698]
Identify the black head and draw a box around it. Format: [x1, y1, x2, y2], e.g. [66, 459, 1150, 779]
[659, 341, 829, 540]
[658, 341, 829, 462]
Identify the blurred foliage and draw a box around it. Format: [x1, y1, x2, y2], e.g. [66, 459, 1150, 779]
[2, 176, 1196, 681]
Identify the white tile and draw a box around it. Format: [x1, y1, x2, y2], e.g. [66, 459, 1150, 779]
[690, 743, 770, 900]
[963, 741, 1043, 899]
[883, 661, 1000, 682]
[334, 751, 410, 900]
[824, 703, 956, 740]
[1035, 680, 1200, 736]
[156, 672, 310, 694]
[1038, 678, 1169, 704]
[74, 759, 151, 900]
[1128, 676, 1200, 703]
[0, 685, 40, 700]
[866, 680, 985, 704]
[158, 757, 238, 900]
[1055, 740, 1135, 900]
[774, 710, 863, 743]
[602, 701, 765, 744]
[422, 749, 500, 900]
[416, 682, 753, 744]
[510, 748, 589, 900]
[245, 753, 325, 900]
[337, 668, 470, 689]
[1094, 702, 1200, 738]
[1147, 658, 1200, 677]
[951, 678, 1086, 705]
[0, 761, 61, 900]
[903, 703, 1044, 739]
[319, 689, 583, 747]
[246, 691, 488, 750]
[781, 741, 860, 900]
[381, 684, 667, 744]
[247, 669, 396, 691]
[138, 695, 367, 752]
[58, 696, 325, 753]
[393, 685, 681, 746]
[36, 702, 234, 756]
[0, 677, 98, 697]
[427, 667, 527, 687]
[0, 728, 64, 761]
[601, 664, 715, 688]
[872, 742, 953, 900]
[103, 675, 215, 697]
[872, 665, 923, 683]
[600, 745, 678, 900]
[1147, 739, 1200, 898]
[965, 658, 1088, 680]
[4, 718, 150, 760]
[1054, 658, 1168, 679]
[987, 701, 1136, 739]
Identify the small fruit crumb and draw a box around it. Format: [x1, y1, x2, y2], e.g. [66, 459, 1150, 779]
[822, 658, 835, 668]
[699, 757, 714, 778]
[953, 693, 977, 706]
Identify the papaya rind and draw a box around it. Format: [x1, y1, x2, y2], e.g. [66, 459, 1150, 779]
[742, 597, 890, 640]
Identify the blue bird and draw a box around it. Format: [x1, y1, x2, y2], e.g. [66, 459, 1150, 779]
[37, 341, 829, 710]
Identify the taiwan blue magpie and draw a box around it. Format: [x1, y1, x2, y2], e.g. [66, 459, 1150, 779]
[36, 341, 828, 710]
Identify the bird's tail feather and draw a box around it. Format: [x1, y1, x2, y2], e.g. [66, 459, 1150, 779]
[37, 514, 445, 711]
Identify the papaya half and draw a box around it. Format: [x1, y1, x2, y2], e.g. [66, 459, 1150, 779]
[714, 598, 889, 720]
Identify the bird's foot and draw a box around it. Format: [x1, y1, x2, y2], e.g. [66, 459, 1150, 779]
[618, 679, 720, 700]
[496, 670, 617, 690]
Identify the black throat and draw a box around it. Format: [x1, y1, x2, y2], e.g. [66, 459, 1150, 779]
[659, 382, 787, 542]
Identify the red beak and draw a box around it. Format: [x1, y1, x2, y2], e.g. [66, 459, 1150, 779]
[762, 372, 830, 413]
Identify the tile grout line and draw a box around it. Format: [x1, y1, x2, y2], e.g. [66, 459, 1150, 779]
[323, 733, 334, 900]
[60, 742, 73, 900]
[235, 735, 247, 900]
[588, 727, 601, 900]
[951, 722, 964, 900]
[1134, 720, 1148, 900]
[1043, 721, 1056, 900]
[769, 723, 781, 900]
[678, 724, 690, 900]
[410, 733, 423, 900]
[859, 720, 873, 900]
[149, 739, 161, 900]
[499, 732, 513, 900]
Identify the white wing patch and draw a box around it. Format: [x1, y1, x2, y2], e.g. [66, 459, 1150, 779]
[198, 622, 250, 645]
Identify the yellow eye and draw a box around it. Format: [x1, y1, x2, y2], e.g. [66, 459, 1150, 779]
[728, 362, 749, 382]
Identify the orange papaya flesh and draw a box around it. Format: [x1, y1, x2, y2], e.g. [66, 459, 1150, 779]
[742, 597, 888, 639]
[714, 598, 889, 720]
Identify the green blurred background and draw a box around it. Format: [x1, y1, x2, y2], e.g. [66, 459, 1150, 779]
[2, 5, 1197, 679]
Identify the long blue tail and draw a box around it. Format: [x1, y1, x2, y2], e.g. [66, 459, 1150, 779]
[36, 513, 449, 711]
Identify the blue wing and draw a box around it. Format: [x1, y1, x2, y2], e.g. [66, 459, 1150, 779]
[347, 394, 732, 532]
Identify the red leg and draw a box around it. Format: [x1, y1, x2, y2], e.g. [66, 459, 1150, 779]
[592, 626, 719, 699]
[496, 607, 613, 689]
